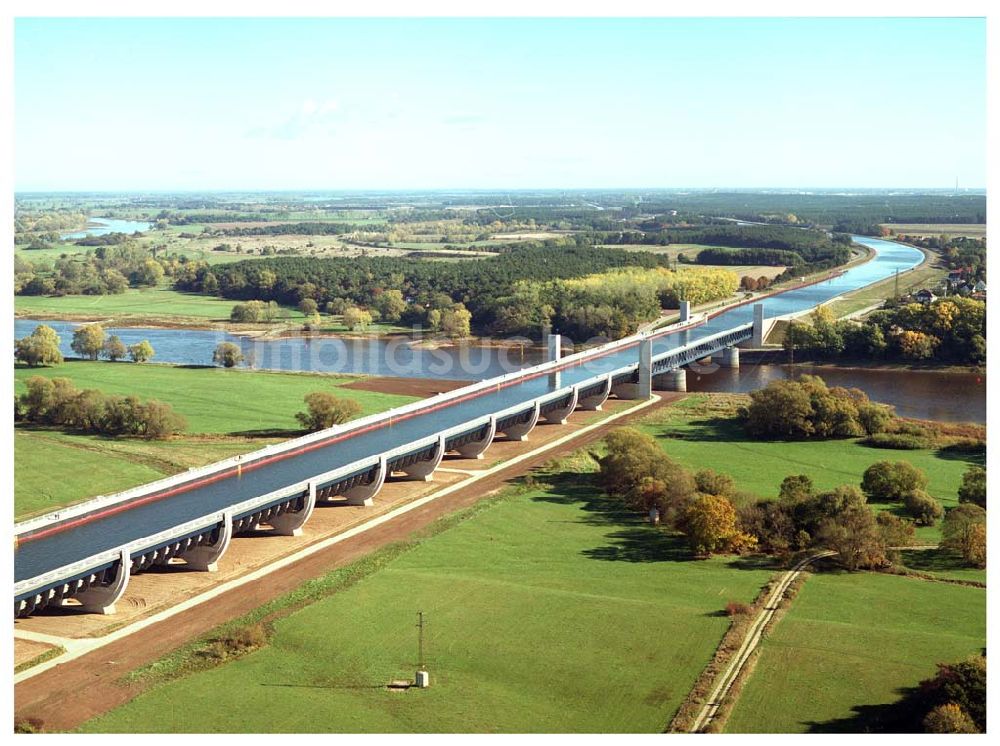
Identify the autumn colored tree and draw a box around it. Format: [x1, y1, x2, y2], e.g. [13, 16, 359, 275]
[212, 342, 244, 368]
[70, 323, 105, 360]
[102, 335, 128, 362]
[679, 493, 756, 555]
[923, 703, 978, 734]
[343, 306, 373, 331]
[14, 324, 63, 367]
[942, 504, 986, 568]
[129, 340, 155, 363]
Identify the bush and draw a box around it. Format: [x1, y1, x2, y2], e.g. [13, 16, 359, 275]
[862, 433, 929, 450]
[598, 428, 695, 520]
[295, 392, 362, 431]
[876, 511, 916, 548]
[941, 504, 986, 568]
[17, 378, 185, 439]
[213, 342, 244, 368]
[902, 489, 944, 526]
[725, 601, 751, 617]
[923, 703, 978, 734]
[14, 717, 45, 734]
[743, 375, 872, 440]
[861, 460, 929, 502]
[695, 469, 735, 497]
[957, 466, 986, 509]
[815, 506, 888, 570]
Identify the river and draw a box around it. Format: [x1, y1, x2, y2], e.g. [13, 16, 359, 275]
[13, 236, 985, 422]
[61, 217, 152, 239]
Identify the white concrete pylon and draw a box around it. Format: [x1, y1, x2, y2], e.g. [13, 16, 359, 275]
[578, 374, 612, 411]
[543, 386, 579, 425]
[70, 548, 131, 615]
[454, 416, 496, 460]
[184, 512, 233, 572]
[342, 456, 387, 505]
[499, 401, 540, 441]
[268, 482, 317, 536]
[399, 435, 445, 482]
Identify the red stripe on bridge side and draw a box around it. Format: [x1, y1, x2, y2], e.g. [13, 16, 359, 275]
[19, 318, 707, 546]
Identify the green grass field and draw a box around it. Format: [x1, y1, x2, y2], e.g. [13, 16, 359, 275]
[14, 361, 415, 434]
[14, 362, 417, 518]
[724, 571, 986, 733]
[14, 286, 270, 322]
[636, 397, 979, 543]
[80, 462, 777, 733]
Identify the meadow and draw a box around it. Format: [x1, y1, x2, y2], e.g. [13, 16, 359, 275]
[80, 457, 776, 733]
[636, 396, 979, 543]
[76, 395, 985, 733]
[14, 362, 416, 517]
[724, 571, 986, 733]
[14, 287, 264, 322]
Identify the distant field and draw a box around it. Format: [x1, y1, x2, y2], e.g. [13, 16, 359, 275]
[886, 223, 986, 238]
[14, 362, 417, 517]
[636, 396, 980, 543]
[80, 459, 775, 733]
[14, 287, 266, 322]
[724, 572, 986, 733]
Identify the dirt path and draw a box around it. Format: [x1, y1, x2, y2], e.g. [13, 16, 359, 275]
[688, 551, 835, 733]
[14, 393, 683, 732]
[339, 376, 471, 397]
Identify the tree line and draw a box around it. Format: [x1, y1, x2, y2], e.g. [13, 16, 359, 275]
[175, 245, 679, 338]
[785, 300, 986, 365]
[16, 376, 185, 439]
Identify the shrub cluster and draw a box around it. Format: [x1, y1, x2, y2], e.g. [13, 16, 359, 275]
[742, 375, 893, 440]
[17, 376, 186, 439]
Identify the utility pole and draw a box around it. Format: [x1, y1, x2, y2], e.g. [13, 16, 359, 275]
[894, 269, 900, 300]
[415, 612, 430, 688]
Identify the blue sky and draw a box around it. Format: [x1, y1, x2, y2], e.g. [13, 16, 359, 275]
[15, 17, 986, 191]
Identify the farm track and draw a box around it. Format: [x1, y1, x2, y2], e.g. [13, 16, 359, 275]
[688, 550, 835, 733]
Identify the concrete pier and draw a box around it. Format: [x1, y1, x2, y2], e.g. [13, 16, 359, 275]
[752, 303, 764, 347]
[720, 346, 740, 369]
[499, 401, 540, 441]
[611, 339, 653, 400]
[655, 368, 687, 392]
[342, 456, 387, 505]
[184, 512, 233, 572]
[546, 333, 562, 362]
[399, 437, 444, 482]
[578, 374, 612, 411]
[268, 482, 317, 536]
[454, 416, 496, 460]
[69, 548, 131, 615]
[679, 300, 691, 323]
[543, 387, 579, 425]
